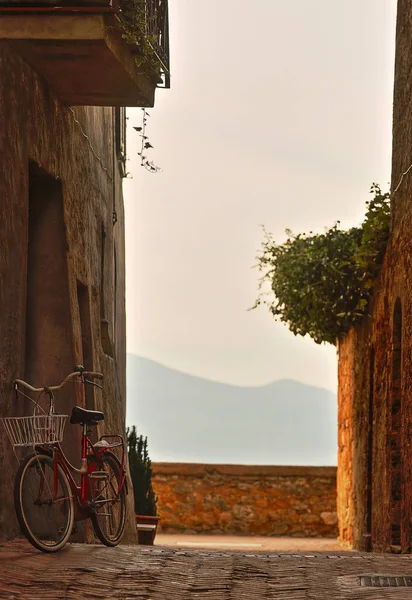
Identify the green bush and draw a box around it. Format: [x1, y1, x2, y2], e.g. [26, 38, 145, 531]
[118, 0, 162, 74]
[127, 426, 158, 516]
[253, 184, 390, 345]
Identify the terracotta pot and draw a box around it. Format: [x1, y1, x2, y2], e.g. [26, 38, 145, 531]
[135, 515, 160, 545]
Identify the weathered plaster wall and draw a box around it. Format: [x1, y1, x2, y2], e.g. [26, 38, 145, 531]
[152, 463, 338, 538]
[336, 0, 412, 552]
[0, 41, 136, 541]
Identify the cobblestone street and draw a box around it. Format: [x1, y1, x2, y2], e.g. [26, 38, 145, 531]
[3, 540, 412, 599]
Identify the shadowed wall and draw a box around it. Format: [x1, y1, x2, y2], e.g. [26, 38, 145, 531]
[0, 41, 135, 542]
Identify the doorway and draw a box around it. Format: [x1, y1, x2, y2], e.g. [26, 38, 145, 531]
[25, 163, 73, 403]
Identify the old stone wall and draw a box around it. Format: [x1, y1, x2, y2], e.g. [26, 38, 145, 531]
[336, 253, 406, 552]
[152, 463, 338, 538]
[336, 0, 412, 552]
[0, 41, 136, 541]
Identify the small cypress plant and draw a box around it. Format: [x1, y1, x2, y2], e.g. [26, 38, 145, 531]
[126, 425, 158, 516]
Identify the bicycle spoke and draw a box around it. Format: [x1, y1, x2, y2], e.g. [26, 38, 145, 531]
[93, 467, 119, 503]
[35, 456, 55, 499]
[18, 455, 73, 549]
[29, 462, 60, 541]
[89, 454, 125, 545]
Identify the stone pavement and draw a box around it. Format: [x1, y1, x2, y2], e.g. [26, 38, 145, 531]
[2, 539, 412, 599]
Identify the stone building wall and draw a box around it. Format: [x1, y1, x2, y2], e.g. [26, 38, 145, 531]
[0, 41, 136, 541]
[336, 0, 412, 552]
[152, 463, 338, 538]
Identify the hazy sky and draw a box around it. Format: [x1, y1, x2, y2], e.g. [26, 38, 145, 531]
[123, 0, 397, 393]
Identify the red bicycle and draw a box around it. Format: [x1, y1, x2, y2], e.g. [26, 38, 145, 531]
[1, 366, 127, 553]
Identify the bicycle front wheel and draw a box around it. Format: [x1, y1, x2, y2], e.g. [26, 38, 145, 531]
[14, 452, 74, 553]
[89, 452, 126, 546]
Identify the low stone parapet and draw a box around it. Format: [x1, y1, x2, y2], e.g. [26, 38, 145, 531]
[152, 463, 338, 538]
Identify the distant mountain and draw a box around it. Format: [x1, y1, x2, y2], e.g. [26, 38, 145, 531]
[126, 354, 337, 466]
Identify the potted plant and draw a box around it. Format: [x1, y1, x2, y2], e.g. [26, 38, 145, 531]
[127, 426, 159, 545]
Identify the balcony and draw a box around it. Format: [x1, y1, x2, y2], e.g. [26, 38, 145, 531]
[0, 0, 170, 106]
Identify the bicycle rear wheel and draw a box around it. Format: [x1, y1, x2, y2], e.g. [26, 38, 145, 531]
[88, 452, 126, 546]
[14, 452, 74, 553]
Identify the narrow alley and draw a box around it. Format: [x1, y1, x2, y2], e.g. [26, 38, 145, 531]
[2, 541, 412, 599]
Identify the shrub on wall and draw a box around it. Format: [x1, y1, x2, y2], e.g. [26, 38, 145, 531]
[253, 184, 390, 345]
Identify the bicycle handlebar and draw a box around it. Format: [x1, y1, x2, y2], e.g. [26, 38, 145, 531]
[14, 369, 104, 393]
[84, 371, 104, 381]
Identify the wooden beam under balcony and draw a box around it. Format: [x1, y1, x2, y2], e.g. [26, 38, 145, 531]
[0, 13, 158, 106]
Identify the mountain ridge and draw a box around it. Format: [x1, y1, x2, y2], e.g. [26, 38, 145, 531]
[126, 354, 338, 466]
[128, 354, 335, 393]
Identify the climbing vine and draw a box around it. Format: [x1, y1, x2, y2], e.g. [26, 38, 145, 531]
[253, 184, 390, 345]
[133, 108, 161, 172]
[117, 0, 162, 76]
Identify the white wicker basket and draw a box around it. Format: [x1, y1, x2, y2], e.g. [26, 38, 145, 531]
[1, 414, 68, 447]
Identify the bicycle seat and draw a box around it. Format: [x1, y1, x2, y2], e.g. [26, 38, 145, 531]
[70, 406, 104, 425]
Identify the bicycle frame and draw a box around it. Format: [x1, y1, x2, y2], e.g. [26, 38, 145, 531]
[36, 425, 127, 517]
[13, 368, 127, 513]
[8, 368, 129, 552]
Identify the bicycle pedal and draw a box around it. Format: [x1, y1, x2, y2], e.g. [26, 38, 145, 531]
[88, 471, 108, 480]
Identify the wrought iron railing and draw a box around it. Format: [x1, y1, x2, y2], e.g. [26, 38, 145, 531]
[146, 0, 170, 88]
